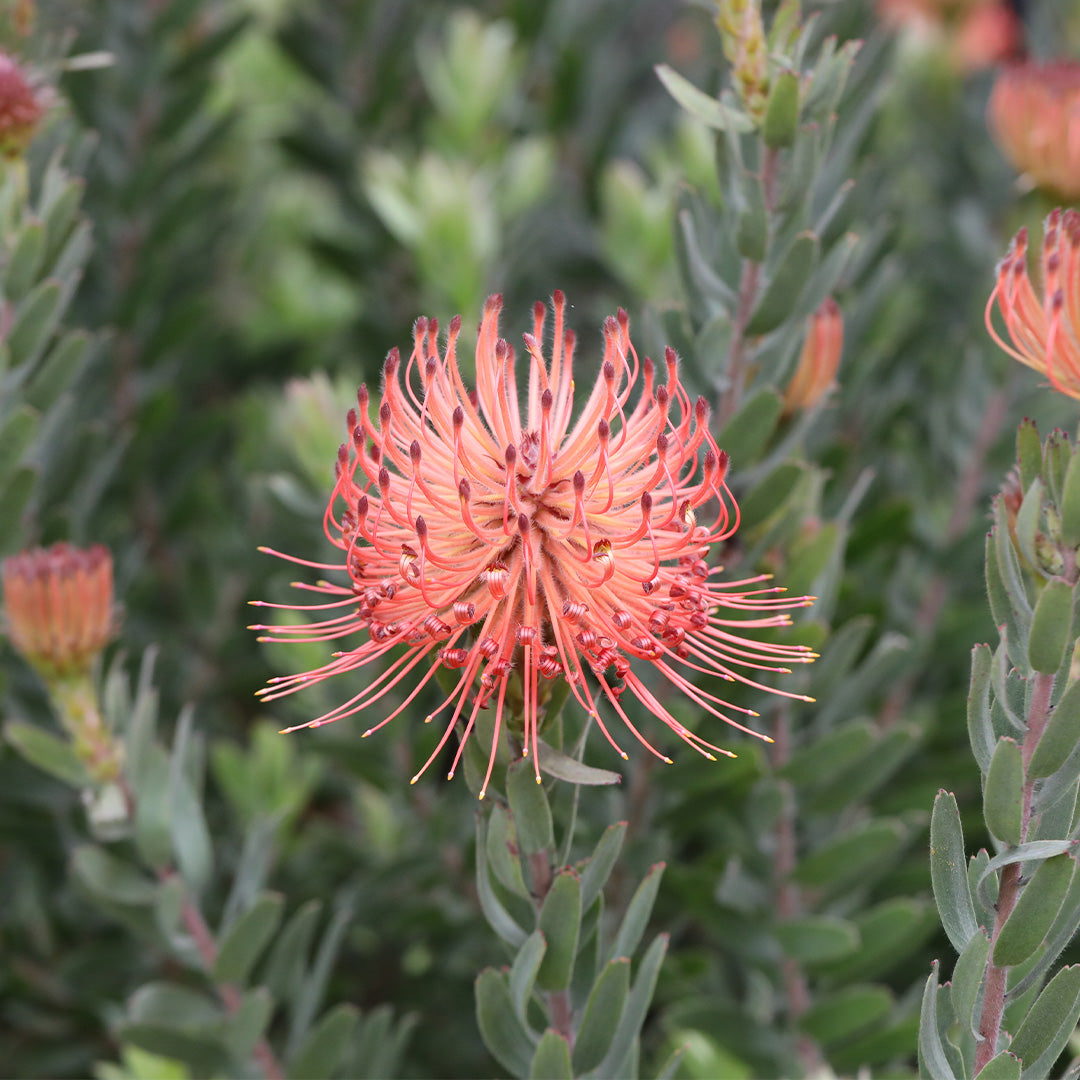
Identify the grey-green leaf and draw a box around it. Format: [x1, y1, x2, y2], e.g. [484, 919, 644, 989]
[1030, 678, 1080, 779]
[573, 958, 631, 1073]
[507, 758, 554, 855]
[286, 1003, 360, 1080]
[654, 64, 754, 132]
[536, 871, 582, 992]
[214, 892, 284, 986]
[476, 968, 535, 1078]
[984, 737, 1024, 846]
[993, 854, 1074, 968]
[930, 791, 980, 953]
[530, 1030, 572, 1079]
[1008, 964, 1080, 1077]
[1029, 580, 1074, 674]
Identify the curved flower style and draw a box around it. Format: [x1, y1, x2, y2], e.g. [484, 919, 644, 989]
[253, 293, 815, 796]
[986, 210, 1080, 399]
[2, 542, 114, 678]
[782, 298, 844, 416]
[988, 62, 1080, 200]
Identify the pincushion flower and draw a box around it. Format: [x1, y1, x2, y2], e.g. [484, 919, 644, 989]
[986, 209, 1080, 399]
[2, 542, 114, 678]
[253, 293, 815, 796]
[988, 62, 1080, 200]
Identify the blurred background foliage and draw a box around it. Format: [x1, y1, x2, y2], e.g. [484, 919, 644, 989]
[3, 0, 1080, 1076]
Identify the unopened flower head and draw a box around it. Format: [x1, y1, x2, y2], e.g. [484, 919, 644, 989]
[0, 51, 42, 158]
[986, 210, 1080, 399]
[989, 62, 1080, 199]
[253, 293, 816, 797]
[783, 298, 843, 416]
[2, 542, 115, 678]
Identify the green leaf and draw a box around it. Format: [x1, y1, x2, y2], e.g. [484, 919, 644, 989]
[735, 186, 767, 262]
[476, 968, 535, 1078]
[1008, 964, 1080, 1077]
[170, 769, 212, 899]
[487, 804, 528, 897]
[573, 958, 631, 1073]
[800, 984, 892, 1045]
[133, 745, 174, 870]
[507, 758, 554, 855]
[974, 840, 1075, 911]
[0, 406, 38, 491]
[1015, 477, 1043, 570]
[816, 898, 935, 982]
[0, 464, 34, 555]
[951, 928, 990, 1039]
[286, 1003, 360, 1080]
[5, 719, 88, 786]
[775, 916, 859, 964]
[993, 854, 1075, 967]
[794, 817, 906, 892]
[580, 821, 627, 911]
[779, 721, 875, 788]
[739, 462, 805, 534]
[1018, 418, 1043, 494]
[24, 330, 91, 411]
[214, 892, 284, 986]
[930, 791, 980, 952]
[1060, 446, 1080, 546]
[1030, 678, 1080, 779]
[1045, 429, 1072, 509]
[610, 862, 665, 962]
[1029, 581, 1075, 674]
[263, 899, 321, 1005]
[763, 70, 800, 148]
[536, 871, 582, 992]
[654, 64, 754, 132]
[122, 983, 226, 1076]
[537, 741, 621, 786]
[509, 930, 547, 1021]
[917, 963, 955, 1080]
[8, 279, 62, 370]
[475, 815, 528, 947]
[530, 1030, 572, 1079]
[596, 933, 668, 1077]
[746, 232, 819, 335]
[224, 988, 273, 1064]
[984, 737, 1024, 845]
[977, 1052, 1021, 1080]
[4, 220, 45, 302]
[716, 388, 783, 467]
[968, 644, 995, 773]
[72, 845, 157, 906]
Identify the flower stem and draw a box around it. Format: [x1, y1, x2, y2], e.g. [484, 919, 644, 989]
[974, 668, 1055, 1074]
[718, 146, 780, 424]
[166, 868, 286, 1080]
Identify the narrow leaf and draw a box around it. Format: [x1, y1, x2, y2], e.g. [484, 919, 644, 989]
[930, 791, 979, 952]
[984, 737, 1024, 846]
[917, 963, 955, 1080]
[1030, 677, 1080, 779]
[286, 1003, 359, 1080]
[536, 871, 582, 992]
[1029, 581, 1075, 674]
[573, 958, 631, 1073]
[993, 854, 1074, 968]
[654, 64, 754, 132]
[537, 741, 621, 786]
[509, 930, 547, 1021]
[610, 862, 665, 962]
[580, 821, 627, 912]
[214, 892, 284, 986]
[476, 968, 535, 1078]
[507, 758, 553, 855]
[1008, 964, 1080, 1076]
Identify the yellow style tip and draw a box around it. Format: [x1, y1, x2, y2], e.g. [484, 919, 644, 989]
[409, 776, 419, 785]
[663, 756, 674, 764]
[256, 636, 270, 643]
[478, 790, 487, 801]
[446, 770, 455, 780]
[535, 775, 542, 785]
[762, 735, 775, 743]
[361, 730, 371, 738]
[802, 695, 816, 703]
[705, 753, 716, 761]
[424, 715, 433, 724]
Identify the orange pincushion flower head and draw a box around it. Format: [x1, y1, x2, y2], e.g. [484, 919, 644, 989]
[988, 62, 1080, 200]
[0, 51, 41, 159]
[2, 542, 114, 679]
[986, 210, 1080, 399]
[253, 293, 816, 796]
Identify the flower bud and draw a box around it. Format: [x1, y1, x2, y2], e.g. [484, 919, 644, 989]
[0, 51, 42, 159]
[988, 62, 1080, 200]
[782, 298, 843, 416]
[2, 542, 115, 679]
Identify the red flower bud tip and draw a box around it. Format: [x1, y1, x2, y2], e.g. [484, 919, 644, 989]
[0, 51, 42, 159]
[783, 298, 844, 416]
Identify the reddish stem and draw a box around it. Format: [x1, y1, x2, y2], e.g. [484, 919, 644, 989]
[974, 668, 1055, 1074]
